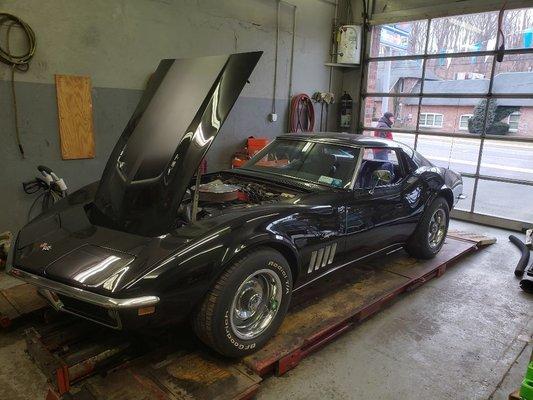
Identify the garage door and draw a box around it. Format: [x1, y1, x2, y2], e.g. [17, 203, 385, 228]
[361, 7, 533, 230]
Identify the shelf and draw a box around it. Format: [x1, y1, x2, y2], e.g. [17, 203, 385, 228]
[324, 62, 360, 68]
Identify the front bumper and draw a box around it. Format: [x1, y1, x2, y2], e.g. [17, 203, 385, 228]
[8, 267, 160, 329]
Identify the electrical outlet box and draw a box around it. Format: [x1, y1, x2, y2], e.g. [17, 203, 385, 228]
[268, 113, 278, 122]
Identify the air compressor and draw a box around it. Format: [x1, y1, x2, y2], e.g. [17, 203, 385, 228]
[340, 91, 353, 130]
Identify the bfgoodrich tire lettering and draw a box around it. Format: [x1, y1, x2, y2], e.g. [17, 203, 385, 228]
[193, 247, 292, 357]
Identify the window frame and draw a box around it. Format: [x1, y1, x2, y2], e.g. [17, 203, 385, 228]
[354, 147, 407, 190]
[459, 114, 473, 130]
[507, 111, 520, 132]
[419, 112, 444, 128]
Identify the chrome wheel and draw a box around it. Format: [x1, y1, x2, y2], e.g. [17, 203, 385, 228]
[230, 269, 282, 340]
[428, 208, 446, 249]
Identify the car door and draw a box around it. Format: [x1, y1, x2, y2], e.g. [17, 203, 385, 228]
[292, 144, 360, 285]
[292, 195, 347, 279]
[343, 147, 413, 259]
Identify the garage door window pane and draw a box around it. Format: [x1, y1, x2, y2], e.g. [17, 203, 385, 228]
[415, 136, 480, 175]
[370, 20, 428, 57]
[479, 139, 533, 182]
[423, 56, 493, 95]
[475, 179, 533, 223]
[363, 97, 418, 130]
[493, 53, 533, 95]
[428, 11, 499, 54]
[502, 8, 533, 50]
[367, 60, 422, 94]
[482, 98, 531, 138]
[420, 97, 484, 134]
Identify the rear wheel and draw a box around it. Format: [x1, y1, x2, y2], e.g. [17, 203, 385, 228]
[405, 196, 449, 259]
[193, 247, 292, 357]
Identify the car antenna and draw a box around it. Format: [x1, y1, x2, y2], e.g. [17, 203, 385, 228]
[191, 165, 202, 222]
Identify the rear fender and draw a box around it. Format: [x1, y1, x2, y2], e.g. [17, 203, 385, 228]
[438, 186, 455, 210]
[418, 167, 446, 208]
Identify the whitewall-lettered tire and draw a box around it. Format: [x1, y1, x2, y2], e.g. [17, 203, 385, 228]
[193, 247, 292, 357]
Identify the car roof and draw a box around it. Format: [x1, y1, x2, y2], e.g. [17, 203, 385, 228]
[276, 132, 402, 149]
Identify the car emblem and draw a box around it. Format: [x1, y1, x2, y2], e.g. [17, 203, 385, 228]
[39, 242, 52, 251]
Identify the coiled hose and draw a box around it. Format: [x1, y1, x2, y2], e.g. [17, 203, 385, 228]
[289, 94, 315, 133]
[0, 13, 36, 68]
[509, 235, 530, 277]
[0, 13, 36, 157]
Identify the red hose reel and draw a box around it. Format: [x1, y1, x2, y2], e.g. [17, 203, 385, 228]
[289, 94, 315, 132]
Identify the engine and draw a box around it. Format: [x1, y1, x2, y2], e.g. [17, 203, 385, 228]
[176, 175, 296, 225]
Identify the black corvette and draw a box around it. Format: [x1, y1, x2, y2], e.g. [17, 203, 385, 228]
[7, 52, 463, 357]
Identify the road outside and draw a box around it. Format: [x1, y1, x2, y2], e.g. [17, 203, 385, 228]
[393, 133, 533, 223]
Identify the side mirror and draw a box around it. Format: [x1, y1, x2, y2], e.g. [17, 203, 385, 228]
[373, 169, 392, 184]
[369, 169, 392, 194]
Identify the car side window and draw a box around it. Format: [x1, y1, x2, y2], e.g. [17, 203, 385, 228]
[356, 148, 405, 189]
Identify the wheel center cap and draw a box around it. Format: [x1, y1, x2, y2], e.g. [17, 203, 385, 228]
[248, 293, 262, 312]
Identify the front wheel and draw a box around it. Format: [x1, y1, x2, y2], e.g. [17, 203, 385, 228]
[192, 247, 292, 357]
[405, 196, 450, 259]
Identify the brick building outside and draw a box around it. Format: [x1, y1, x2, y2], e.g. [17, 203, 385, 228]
[367, 71, 533, 137]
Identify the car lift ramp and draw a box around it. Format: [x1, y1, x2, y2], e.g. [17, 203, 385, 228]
[15, 231, 493, 400]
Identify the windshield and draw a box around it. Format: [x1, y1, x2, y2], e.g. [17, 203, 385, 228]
[241, 139, 360, 189]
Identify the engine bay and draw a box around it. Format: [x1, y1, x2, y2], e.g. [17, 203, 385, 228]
[177, 173, 297, 225]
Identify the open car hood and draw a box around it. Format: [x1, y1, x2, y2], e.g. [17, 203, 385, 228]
[94, 52, 262, 236]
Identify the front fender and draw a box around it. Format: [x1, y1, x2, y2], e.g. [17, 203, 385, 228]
[220, 231, 300, 281]
[126, 208, 301, 315]
[193, 209, 302, 285]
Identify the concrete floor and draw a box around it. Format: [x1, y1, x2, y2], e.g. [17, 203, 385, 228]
[257, 220, 533, 400]
[0, 220, 531, 400]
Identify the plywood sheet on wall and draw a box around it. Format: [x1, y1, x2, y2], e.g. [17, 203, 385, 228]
[55, 75, 95, 159]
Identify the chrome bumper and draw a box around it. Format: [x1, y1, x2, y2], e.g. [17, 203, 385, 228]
[8, 268, 159, 310]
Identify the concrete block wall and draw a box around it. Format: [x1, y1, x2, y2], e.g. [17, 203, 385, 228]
[0, 0, 342, 234]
